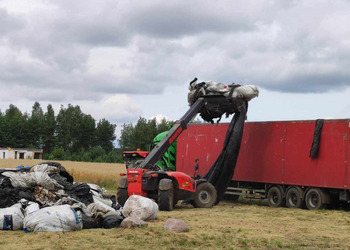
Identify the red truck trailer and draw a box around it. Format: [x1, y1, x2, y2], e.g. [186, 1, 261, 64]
[176, 119, 350, 210]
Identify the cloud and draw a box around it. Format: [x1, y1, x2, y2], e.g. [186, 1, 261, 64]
[79, 94, 142, 123]
[0, 8, 24, 35]
[150, 114, 171, 123]
[1, 0, 350, 125]
[125, 1, 256, 39]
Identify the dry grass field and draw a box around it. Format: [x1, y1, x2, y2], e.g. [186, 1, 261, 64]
[0, 159, 125, 190]
[2, 159, 350, 249]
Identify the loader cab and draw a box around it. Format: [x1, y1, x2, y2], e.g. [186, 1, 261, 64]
[151, 130, 177, 171]
[123, 150, 149, 169]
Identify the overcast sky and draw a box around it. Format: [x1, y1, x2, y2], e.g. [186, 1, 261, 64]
[1, 0, 350, 139]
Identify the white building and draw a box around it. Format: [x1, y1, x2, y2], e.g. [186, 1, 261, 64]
[0, 148, 43, 160]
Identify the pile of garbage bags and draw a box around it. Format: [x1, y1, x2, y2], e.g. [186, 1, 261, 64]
[187, 78, 259, 123]
[0, 162, 158, 232]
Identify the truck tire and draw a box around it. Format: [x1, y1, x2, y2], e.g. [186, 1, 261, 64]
[305, 188, 324, 210]
[286, 187, 303, 208]
[193, 182, 217, 208]
[267, 186, 284, 208]
[158, 179, 174, 211]
[117, 177, 128, 206]
[117, 188, 128, 206]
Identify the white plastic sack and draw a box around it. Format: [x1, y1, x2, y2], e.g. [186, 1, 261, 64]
[32, 172, 64, 190]
[2, 172, 35, 188]
[0, 204, 24, 230]
[86, 201, 119, 219]
[233, 85, 259, 101]
[19, 199, 40, 216]
[31, 164, 59, 174]
[24, 202, 40, 216]
[188, 79, 259, 105]
[88, 183, 105, 198]
[2, 171, 63, 190]
[205, 81, 230, 94]
[93, 195, 113, 208]
[23, 205, 82, 232]
[122, 195, 158, 221]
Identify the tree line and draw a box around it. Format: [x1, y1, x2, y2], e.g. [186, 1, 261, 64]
[0, 102, 174, 163]
[118, 117, 173, 151]
[0, 102, 119, 162]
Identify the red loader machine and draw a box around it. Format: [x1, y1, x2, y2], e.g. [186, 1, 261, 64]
[117, 93, 250, 210]
[122, 150, 149, 169]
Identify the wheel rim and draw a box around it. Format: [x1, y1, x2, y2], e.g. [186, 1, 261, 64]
[288, 192, 298, 206]
[309, 193, 319, 208]
[199, 190, 210, 203]
[271, 192, 279, 204]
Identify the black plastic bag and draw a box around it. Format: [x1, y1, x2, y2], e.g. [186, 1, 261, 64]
[82, 214, 103, 229]
[0, 175, 12, 189]
[67, 183, 94, 205]
[0, 187, 35, 208]
[48, 173, 73, 190]
[102, 215, 124, 229]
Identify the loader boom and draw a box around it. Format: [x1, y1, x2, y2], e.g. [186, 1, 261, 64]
[118, 92, 250, 209]
[138, 97, 206, 169]
[138, 95, 243, 170]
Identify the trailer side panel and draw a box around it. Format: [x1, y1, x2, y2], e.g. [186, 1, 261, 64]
[176, 119, 350, 190]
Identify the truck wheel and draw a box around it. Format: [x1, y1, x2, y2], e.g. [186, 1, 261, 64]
[117, 177, 128, 206]
[158, 179, 174, 211]
[267, 186, 284, 208]
[305, 188, 324, 210]
[193, 183, 217, 208]
[117, 188, 128, 206]
[286, 187, 303, 208]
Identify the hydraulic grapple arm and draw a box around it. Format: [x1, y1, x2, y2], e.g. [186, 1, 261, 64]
[138, 97, 206, 170]
[138, 95, 243, 170]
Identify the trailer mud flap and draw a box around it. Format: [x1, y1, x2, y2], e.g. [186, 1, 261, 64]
[204, 101, 247, 203]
